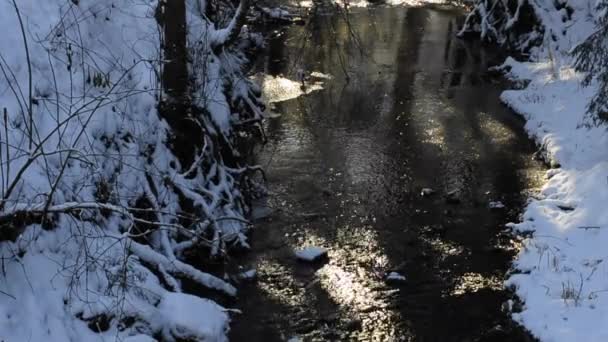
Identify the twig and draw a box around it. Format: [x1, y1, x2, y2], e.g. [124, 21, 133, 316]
[11, 0, 34, 149]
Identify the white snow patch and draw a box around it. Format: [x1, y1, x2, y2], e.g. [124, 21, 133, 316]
[260, 7, 293, 20]
[238, 269, 257, 280]
[495, 6, 608, 340]
[421, 188, 435, 196]
[310, 71, 333, 79]
[124, 335, 157, 342]
[386, 272, 407, 282]
[158, 293, 229, 341]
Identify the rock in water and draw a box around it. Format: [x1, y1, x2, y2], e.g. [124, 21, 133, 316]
[445, 189, 461, 204]
[421, 188, 435, 197]
[251, 204, 273, 220]
[237, 269, 257, 281]
[489, 201, 505, 209]
[385, 272, 407, 284]
[295, 247, 328, 262]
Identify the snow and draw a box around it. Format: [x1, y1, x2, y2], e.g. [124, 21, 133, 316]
[506, 164, 608, 341]
[238, 269, 257, 280]
[157, 292, 229, 341]
[386, 272, 407, 282]
[1, 0, 605, 340]
[260, 6, 293, 21]
[0, 0, 255, 341]
[421, 188, 435, 196]
[295, 246, 328, 262]
[124, 335, 158, 342]
[491, 1, 608, 340]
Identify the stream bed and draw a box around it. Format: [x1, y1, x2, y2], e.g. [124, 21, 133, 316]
[231, 4, 544, 341]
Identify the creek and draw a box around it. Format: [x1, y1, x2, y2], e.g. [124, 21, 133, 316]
[231, 4, 543, 341]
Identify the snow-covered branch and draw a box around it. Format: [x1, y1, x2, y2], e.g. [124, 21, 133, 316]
[211, 0, 251, 48]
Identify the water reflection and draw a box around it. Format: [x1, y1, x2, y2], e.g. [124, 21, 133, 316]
[231, 4, 544, 341]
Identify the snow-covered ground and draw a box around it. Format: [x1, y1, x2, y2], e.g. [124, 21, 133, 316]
[0, 0, 260, 341]
[490, 1, 608, 340]
[503, 57, 608, 342]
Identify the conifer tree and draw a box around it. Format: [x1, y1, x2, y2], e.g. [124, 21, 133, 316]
[573, 0, 608, 119]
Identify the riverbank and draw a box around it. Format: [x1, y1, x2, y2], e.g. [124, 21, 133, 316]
[499, 45, 608, 342]
[453, 0, 608, 339]
[0, 1, 261, 341]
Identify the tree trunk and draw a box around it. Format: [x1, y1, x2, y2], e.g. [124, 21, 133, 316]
[157, 0, 199, 164]
[159, 0, 189, 123]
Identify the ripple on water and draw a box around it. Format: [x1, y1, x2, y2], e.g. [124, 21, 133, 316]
[231, 4, 545, 341]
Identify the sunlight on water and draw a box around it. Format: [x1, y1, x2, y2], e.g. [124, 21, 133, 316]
[451, 272, 503, 296]
[421, 234, 465, 258]
[276, 123, 315, 155]
[253, 74, 325, 104]
[317, 264, 380, 310]
[422, 125, 446, 147]
[343, 135, 385, 185]
[478, 112, 518, 145]
[296, 220, 407, 338]
[233, 4, 547, 340]
[256, 259, 309, 307]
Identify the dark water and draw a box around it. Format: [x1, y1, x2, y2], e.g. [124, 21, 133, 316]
[231, 5, 543, 341]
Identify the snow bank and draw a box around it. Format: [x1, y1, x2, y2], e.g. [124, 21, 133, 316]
[158, 293, 229, 341]
[501, 55, 608, 342]
[0, 0, 261, 340]
[483, 1, 608, 340]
